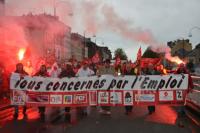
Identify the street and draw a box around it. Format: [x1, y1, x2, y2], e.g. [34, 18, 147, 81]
[0, 105, 200, 133]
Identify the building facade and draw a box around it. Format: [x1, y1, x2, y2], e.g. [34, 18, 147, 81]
[71, 33, 88, 61]
[22, 13, 71, 65]
[167, 39, 192, 59]
[86, 38, 112, 61]
[187, 43, 200, 66]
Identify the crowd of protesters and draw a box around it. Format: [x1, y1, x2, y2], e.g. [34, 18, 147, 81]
[0, 56, 194, 126]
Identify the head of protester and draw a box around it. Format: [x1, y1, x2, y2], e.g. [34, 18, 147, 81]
[35, 64, 49, 77]
[76, 60, 94, 77]
[124, 62, 135, 75]
[59, 62, 75, 78]
[15, 63, 28, 75]
[82, 60, 88, 70]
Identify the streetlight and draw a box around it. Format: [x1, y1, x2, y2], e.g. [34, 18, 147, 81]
[188, 26, 200, 37]
[92, 35, 104, 46]
[53, 0, 73, 17]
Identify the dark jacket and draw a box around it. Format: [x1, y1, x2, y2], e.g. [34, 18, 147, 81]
[15, 70, 28, 75]
[34, 71, 49, 77]
[124, 68, 136, 75]
[59, 69, 75, 78]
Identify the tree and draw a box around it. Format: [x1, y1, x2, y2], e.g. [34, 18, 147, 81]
[114, 48, 127, 60]
[142, 47, 160, 58]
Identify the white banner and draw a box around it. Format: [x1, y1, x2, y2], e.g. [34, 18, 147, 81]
[10, 73, 188, 92]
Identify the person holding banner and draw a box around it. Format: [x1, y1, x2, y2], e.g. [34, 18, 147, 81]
[76, 61, 94, 116]
[97, 59, 116, 115]
[123, 62, 136, 115]
[13, 63, 28, 120]
[34, 65, 49, 122]
[144, 63, 162, 114]
[174, 63, 193, 127]
[59, 62, 75, 121]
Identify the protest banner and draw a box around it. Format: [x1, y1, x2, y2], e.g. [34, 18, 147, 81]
[10, 73, 188, 106]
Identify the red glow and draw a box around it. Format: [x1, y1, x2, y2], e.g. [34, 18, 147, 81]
[18, 48, 26, 61]
[145, 105, 177, 125]
[168, 56, 185, 65]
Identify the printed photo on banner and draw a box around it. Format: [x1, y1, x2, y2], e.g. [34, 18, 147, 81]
[63, 95, 73, 104]
[74, 93, 88, 104]
[98, 91, 109, 104]
[123, 91, 133, 105]
[135, 94, 155, 102]
[50, 95, 62, 104]
[110, 92, 122, 104]
[176, 91, 183, 101]
[27, 94, 49, 104]
[89, 91, 97, 106]
[159, 91, 174, 101]
[12, 90, 26, 105]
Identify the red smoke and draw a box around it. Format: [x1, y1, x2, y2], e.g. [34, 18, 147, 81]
[101, 5, 156, 45]
[2, 0, 181, 66]
[0, 14, 70, 72]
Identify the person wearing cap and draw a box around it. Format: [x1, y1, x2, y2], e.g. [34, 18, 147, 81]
[76, 60, 94, 116]
[13, 63, 28, 120]
[97, 59, 116, 115]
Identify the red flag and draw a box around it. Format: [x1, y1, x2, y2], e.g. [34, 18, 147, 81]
[136, 47, 142, 75]
[137, 47, 142, 61]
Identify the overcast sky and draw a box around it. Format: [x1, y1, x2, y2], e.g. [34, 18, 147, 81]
[5, 0, 200, 60]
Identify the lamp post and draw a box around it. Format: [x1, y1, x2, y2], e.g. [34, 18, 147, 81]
[188, 26, 200, 37]
[92, 35, 104, 46]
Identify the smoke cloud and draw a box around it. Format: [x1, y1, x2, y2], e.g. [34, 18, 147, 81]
[1, 0, 179, 71]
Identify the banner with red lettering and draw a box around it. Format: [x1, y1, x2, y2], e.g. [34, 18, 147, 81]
[10, 73, 188, 106]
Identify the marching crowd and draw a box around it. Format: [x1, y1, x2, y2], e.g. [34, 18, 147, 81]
[0, 57, 194, 125]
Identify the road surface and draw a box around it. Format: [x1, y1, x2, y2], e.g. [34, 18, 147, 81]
[0, 105, 200, 133]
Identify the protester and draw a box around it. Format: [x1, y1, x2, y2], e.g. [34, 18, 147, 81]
[34, 65, 49, 122]
[76, 61, 94, 77]
[50, 62, 61, 78]
[76, 61, 94, 116]
[123, 62, 136, 115]
[13, 63, 28, 120]
[175, 63, 194, 92]
[143, 63, 157, 114]
[97, 59, 116, 115]
[59, 62, 75, 121]
[174, 63, 194, 127]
